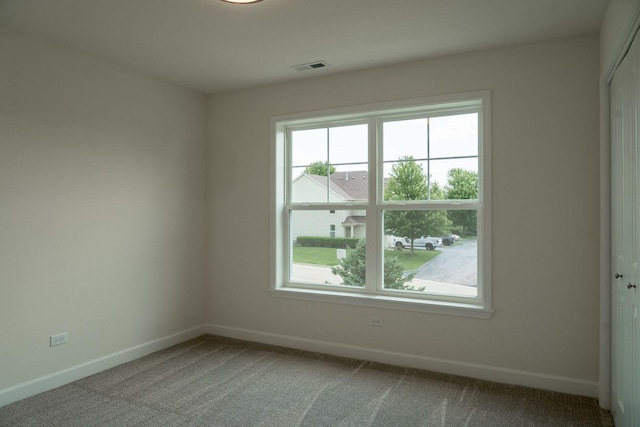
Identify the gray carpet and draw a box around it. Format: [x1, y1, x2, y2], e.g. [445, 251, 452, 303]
[0, 335, 614, 426]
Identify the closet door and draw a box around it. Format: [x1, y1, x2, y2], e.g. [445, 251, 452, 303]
[611, 31, 640, 427]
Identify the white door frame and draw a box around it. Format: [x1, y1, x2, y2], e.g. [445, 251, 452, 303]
[601, 6, 640, 410]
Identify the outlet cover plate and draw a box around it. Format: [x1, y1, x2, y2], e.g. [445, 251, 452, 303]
[369, 317, 383, 327]
[50, 332, 68, 347]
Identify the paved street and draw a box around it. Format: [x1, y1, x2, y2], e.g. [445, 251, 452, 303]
[413, 238, 477, 286]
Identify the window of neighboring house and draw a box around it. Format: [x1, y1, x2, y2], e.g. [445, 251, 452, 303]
[271, 91, 492, 318]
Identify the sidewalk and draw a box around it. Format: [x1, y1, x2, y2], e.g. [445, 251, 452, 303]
[291, 263, 476, 296]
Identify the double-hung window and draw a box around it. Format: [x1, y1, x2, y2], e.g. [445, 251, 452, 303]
[271, 91, 492, 318]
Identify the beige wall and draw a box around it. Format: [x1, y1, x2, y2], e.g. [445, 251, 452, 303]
[0, 30, 207, 389]
[206, 35, 601, 386]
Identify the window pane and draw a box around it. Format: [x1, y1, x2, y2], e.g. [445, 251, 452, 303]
[291, 167, 369, 203]
[383, 159, 432, 201]
[430, 113, 478, 159]
[329, 167, 369, 202]
[431, 159, 478, 199]
[383, 118, 428, 161]
[329, 124, 368, 165]
[291, 167, 329, 203]
[291, 125, 369, 203]
[383, 159, 478, 201]
[290, 210, 365, 287]
[291, 128, 327, 167]
[383, 210, 477, 297]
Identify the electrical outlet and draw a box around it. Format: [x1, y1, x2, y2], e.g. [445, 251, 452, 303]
[50, 332, 68, 347]
[369, 316, 383, 327]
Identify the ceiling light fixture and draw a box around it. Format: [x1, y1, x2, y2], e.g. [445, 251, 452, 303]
[220, 0, 262, 4]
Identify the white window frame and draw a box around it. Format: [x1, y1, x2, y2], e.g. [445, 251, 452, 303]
[270, 91, 492, 319]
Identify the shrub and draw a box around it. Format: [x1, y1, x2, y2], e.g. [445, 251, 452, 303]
[330, 239, 416, 289]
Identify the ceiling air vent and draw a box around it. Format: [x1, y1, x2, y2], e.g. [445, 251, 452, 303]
[291, 61, 330, 72]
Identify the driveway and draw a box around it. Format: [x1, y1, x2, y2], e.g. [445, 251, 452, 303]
[412, 238, 477, 287]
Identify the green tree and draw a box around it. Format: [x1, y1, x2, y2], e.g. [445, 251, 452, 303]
[330, 239, 415, 289]
[304, 161, 336, 176]
[444, 168, 478, 235]
[384, 157, 451, 254]
[384, 156, 428, 200]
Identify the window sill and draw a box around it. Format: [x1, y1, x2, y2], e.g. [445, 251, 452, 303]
[270, 287, 493, 319]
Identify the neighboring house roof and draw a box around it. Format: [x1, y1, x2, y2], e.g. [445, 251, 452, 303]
[342, 216, 366, 226]
[304, 171, 368, 201]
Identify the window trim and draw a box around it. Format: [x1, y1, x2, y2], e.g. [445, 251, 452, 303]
[270, 91, 492, 319]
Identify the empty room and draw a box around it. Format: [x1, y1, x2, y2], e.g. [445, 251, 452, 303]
[0, 0, 638, 425]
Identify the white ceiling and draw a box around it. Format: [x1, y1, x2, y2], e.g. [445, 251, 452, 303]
[0, 0, 609, 94]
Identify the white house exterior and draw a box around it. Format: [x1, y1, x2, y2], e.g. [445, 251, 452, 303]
[291, 171, 367, 242]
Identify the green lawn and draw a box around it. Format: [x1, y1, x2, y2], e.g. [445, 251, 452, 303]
[292, 247, 349, 266]
[293, 246, 440, 270]
[386, 249, 440, 270]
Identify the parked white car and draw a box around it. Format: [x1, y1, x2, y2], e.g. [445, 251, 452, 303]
[391, 236, 442, 250]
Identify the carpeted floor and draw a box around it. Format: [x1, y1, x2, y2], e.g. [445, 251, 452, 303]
[0, 335, 614, 426]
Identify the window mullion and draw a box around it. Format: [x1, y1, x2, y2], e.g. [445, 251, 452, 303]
[325, 128, 330, 202]
[365, 118, 378, 293]
[284, 127, 293, 205]
[427, 117, 431, 200]
[382, 201, 481, 210]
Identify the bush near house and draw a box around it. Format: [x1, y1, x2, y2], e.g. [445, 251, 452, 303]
[296, 236, 359, 249]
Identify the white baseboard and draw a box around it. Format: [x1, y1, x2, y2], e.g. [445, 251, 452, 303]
[0, 324, 206, 408]
[206, 324, 599, 398]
